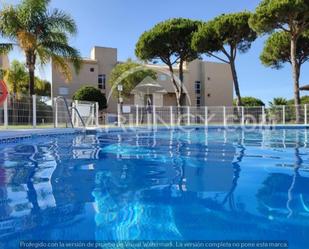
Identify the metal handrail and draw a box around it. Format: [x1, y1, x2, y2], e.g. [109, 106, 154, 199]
[54, 96, 74, 128]
[54, 96, 90, 128]
[70, 106, 86, 128]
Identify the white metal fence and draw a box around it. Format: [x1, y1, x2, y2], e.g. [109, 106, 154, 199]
[0, 94, 98, 129]
[108, 104, 309, 127]
[0, 96, 308, 129]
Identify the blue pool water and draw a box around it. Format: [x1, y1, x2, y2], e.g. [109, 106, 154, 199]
[0, 128, 309, 249]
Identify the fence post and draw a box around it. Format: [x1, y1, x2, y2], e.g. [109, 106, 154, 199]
[282, 105, 286, 125]
[32, 95, 37, 128]
[91, 103, 94, 126]
[262, 106, 266, 125]
[95, 102, 99, 127]
[205, 106, 208, 126]
[305, 104, 308, 125]
[54, 98, 58, 128]
[136, 105, 139, 126]
[187, 106, 190, 126]
[4, 97, 8, 129]
[241, 107, 245, 126]
[153, 105, 156, 127]
[117, 103, 121, 127]
[170, 106, 173, 127]
[223, 106, 227, 126]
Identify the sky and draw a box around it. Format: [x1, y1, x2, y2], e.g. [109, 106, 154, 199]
[3, 0, 309, 104]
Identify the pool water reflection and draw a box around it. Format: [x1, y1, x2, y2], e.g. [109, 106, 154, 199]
[0, 128, 308, 248]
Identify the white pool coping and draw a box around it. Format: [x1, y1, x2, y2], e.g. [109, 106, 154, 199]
[0, 128, 82, 140]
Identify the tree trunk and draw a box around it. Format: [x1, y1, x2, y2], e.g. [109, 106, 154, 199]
[178, 60, 186, 107]
[167, 63, 181, 108]
[12, 93, 17, 125]
[28, 67, 35, 96]
[28, 67, 35, 125]
[230, 59, 242, 106]
[12, 82, 17, 95]
[26, 51, 36, 125]
[291, 36, 301, 123]
[26, 51, 36, 96]
[12, 85, 17, 124]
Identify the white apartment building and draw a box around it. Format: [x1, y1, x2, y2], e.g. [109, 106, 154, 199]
[51, 46, 234, 113]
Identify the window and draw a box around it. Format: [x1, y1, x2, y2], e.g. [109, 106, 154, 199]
[90, 67, 94, 72]
[59, 87, 69, 95]
[195, 81, 201, 95]
[98, 74, 106, 90]
[196, 96, 201, 107]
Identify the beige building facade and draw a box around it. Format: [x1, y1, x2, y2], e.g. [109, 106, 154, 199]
[51, 46, 234, 113]
[0, 54, 9, 71]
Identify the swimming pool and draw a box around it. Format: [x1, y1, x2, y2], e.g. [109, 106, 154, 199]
[0, 127, 308, 249]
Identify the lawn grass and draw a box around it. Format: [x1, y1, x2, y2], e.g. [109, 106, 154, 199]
[0, 124, 66, 130]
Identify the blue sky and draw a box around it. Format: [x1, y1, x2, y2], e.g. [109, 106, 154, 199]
[4, 0, 309, 104]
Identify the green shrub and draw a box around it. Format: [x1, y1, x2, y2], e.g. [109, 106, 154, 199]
[233, 97, 265, 106]
[73, 86, 107, 110]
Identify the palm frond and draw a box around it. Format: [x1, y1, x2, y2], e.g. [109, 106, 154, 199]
[52, 54, 73, 82]
[36, 47, 50, 66]
[18, 0, 48, 22]
[45, 31, 68, 43]
[46, 9, 77, 35]
[0, 5, 23, 39]
[40, 40, 82, 72]
[0, 43, 13, 54]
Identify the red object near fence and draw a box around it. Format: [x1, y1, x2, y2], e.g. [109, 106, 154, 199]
[0, 80, 8, 106]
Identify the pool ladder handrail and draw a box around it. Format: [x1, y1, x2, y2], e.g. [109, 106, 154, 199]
[70, 106, 86, 128]
[54, 96, 85, 128]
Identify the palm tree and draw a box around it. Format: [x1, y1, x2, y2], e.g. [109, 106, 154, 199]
[268, 97, 288, 124]
[0, 44, 12, 79]
[3, 60, 28, 124]
[0, 0, 81, 96]
[4, 60, 28, 96]
[0, 44, 12, 55]
[268, 97, 288, 108]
